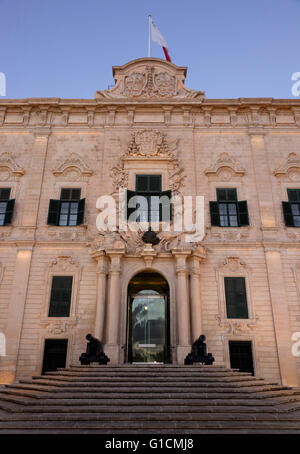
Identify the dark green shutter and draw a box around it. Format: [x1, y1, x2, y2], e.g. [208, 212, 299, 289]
[159, 190, 172, 222]
[48, 276, 73, 317]
[238, 201, 249, 226]
[126, 190, 137, 221]
[3, 199, 15, 225]
[282, 201, 294, 227]
[209, 201, 220, 226]
[225, 277, 248, 319]
[47, 199, 60, 226]
[76, 198, 85, 225]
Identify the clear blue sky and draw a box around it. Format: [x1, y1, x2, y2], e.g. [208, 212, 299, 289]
[1, 0, 300, 99]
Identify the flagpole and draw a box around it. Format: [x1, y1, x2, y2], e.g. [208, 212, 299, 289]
[148, 14, 151, 57]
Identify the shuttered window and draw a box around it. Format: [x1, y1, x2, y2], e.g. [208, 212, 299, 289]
[209, 188, 249, 227]
[0, 188, 15, 226]
[48, 276, 73, 317]
[224, 277, 249, 319]
[47, 188, 85, 226]
[126, 175, 172, 222]
[282, 189, 300, 227]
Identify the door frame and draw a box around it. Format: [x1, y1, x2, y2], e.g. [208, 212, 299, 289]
[125, 274, 171, 364]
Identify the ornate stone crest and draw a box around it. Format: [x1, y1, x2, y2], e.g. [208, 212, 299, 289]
[124, 72, 147, 97]
[154, 71, 176, 96]
[128, 129, 167, 157]
[95, 58, 205, 100]
[110, 130, 185, 194]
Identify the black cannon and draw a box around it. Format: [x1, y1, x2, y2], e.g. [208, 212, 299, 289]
[184, 334, 215, 365]
[79, 334, 110, 365]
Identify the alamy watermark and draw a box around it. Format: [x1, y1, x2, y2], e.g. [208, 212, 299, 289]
[96, 190, 205, 242]
[291, 72, 300, 96]
[0, 73, 6, 97]
[292, 332, 300, 357]
[0, 333, 5, 357]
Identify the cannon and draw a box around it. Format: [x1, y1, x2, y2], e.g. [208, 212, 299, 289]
[79, 333, 110, 365]
[184, 334, 215, 365]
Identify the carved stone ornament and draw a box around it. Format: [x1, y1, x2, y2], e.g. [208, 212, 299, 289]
[215, 315, 258, 335]
[110, 129, 185, 194]
[91, 228, 205, 255]
[273, 152, 300, 181]
[45, 255, 82, 279]
[204, 152, 245, 180]
[0, 152, 25, 181]
[219, 256, 247, 272]
[40, 318, 78, 334]
[52, 153, 93, 181]
[95, 58, 205, 100]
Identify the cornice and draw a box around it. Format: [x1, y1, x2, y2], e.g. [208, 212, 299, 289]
[1, 98, 300, 108]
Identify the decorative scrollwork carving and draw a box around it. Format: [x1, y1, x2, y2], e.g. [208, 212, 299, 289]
[52, 153, 93, 181]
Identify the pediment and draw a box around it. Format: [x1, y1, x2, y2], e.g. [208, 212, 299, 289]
[0, 152, 25, 181]
[204, 152, 245, 180]
[95, 58, 205, 100]
[273, 152, 300, 181]
[52, 153, 93, 181]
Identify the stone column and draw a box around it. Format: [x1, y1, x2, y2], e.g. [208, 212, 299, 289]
[172, 250, 192, 364]
[190, 249, 206, 343]
[264, 248, 298, 386]
[105, 247, 125, 363]
[1, 246, 33, 383]
[92, 251, 108, 341]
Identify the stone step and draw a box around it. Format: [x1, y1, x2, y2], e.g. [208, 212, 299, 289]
[7, 402, 300, 414]
[18, 378, 270, 388]
[1, 411, 300, 423]
[0, 419, 300, 431]
[31, 374, 259, 383]
[0, 404, 281, 414]
[1, 364, 299, 433]
[9, 383, 289, 394]
[9, 395, 298, 407]
[3, 387, 299, 400]
[44, 370, 253, 378]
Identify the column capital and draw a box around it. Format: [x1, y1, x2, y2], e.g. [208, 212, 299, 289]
[29, 126, 51, 138]
[172, 249, 192, 259]
[107, 247, 125, 274]
[248, 128, 267, 137]
[172, 249, 191, 274]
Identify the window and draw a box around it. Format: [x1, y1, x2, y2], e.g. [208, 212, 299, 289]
[42, 339, 68, 374]
[282, 189, 300, 227]
[47, 188, 85, 226]
[126, 175, 172, 222]
[229, 340, 254, 375]
[224, 277, 248, 319]
[209, 188, 249, 227]
[0, 188, 15, 226]
[48, 276, 73, 317]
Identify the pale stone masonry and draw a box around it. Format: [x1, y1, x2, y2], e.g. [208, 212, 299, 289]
[0, 57, 299, 386]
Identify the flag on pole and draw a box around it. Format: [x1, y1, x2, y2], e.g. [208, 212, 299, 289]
[149, 16, 172, 62]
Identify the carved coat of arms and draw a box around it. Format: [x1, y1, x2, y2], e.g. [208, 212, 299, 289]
[123, 72, 146, 97]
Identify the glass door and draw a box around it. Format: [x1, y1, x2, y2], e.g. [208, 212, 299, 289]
[128, 290, 168, 363]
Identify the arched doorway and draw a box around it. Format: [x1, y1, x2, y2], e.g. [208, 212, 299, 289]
[126, 271, 170, 363]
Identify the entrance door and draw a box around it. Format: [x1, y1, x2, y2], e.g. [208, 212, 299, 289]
[229, 340, 254, 375]
[42, 339, 68, 374]
[127, 272, 170, 363]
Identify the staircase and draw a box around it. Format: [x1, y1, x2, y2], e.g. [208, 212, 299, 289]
[0, 364, 300, 433]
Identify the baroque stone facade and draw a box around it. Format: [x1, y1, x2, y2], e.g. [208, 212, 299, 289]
[0, 58, 300, 386]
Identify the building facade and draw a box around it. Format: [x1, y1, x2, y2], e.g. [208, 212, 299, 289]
[0, 58, 300, 386]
